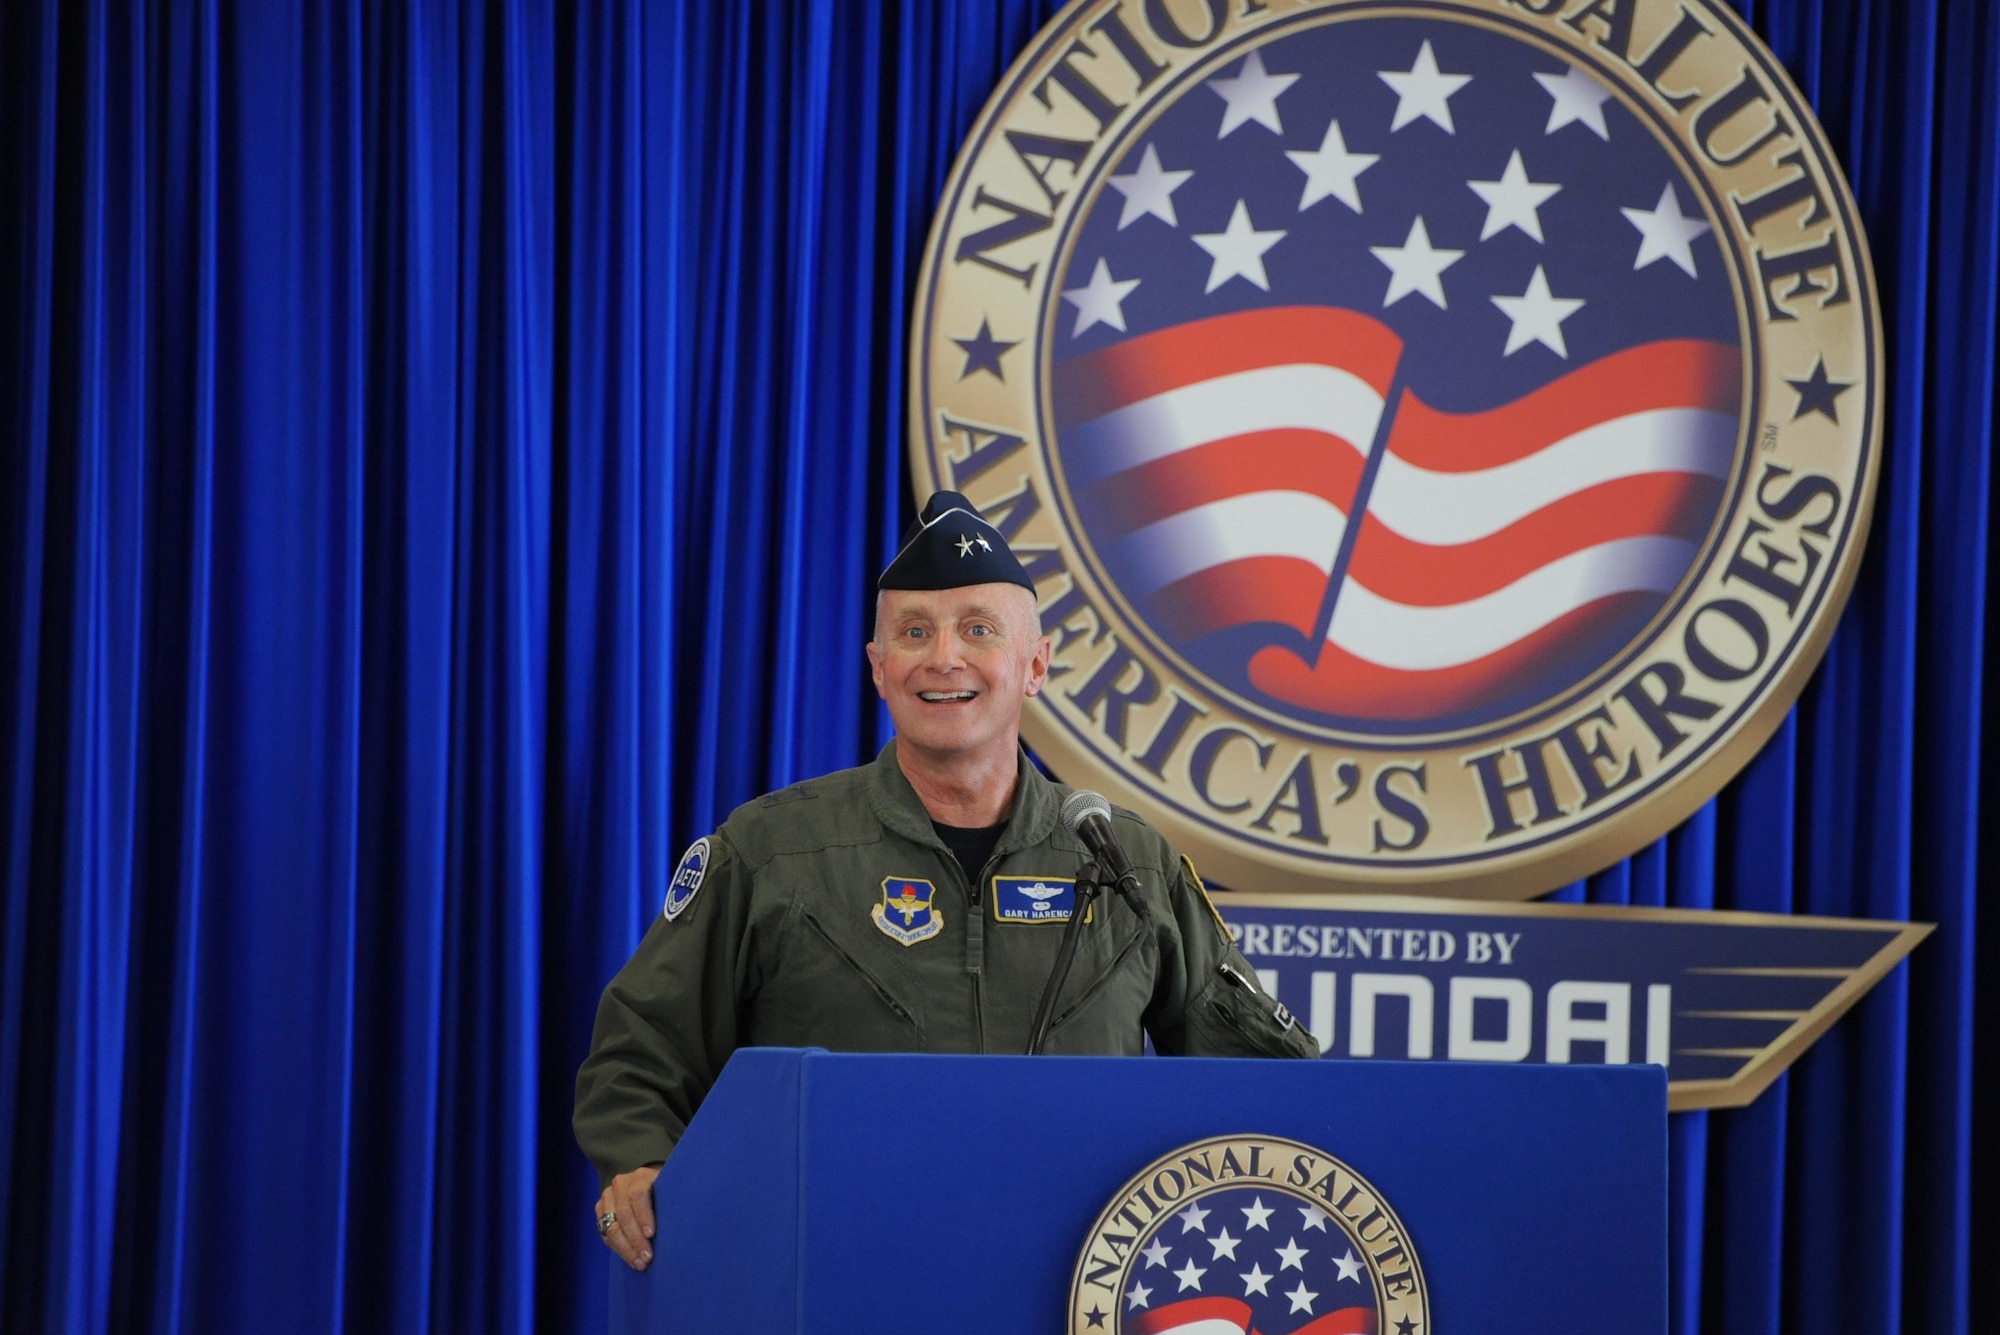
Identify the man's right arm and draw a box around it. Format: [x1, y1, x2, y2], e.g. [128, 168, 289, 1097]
[573, 832, 754, 1189]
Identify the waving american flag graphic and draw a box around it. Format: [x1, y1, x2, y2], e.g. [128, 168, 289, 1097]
[1103, 1182, 1386, 1335]
[1046, 18, 1745, 733]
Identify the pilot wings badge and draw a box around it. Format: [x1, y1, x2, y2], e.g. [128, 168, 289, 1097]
[872, 877, 944, 946]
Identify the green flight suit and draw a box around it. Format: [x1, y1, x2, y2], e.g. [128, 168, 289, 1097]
[574, 743, 1317, 1187]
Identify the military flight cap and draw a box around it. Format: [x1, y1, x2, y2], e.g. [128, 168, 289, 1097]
[879, 490, 1035, 593]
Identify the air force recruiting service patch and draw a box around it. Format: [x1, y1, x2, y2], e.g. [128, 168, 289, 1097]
[1068, 1135, 1427, 1335]
[913, 0, 1880, 898]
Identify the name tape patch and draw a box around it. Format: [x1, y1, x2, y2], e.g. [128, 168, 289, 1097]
[993, 875, 1086, 923]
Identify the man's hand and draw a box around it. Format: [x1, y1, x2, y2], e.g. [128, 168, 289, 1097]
[595, 1163, 662, 1270]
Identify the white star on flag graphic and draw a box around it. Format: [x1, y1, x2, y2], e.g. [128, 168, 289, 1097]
[1287, 118, 1377, 213]
[1623, 182, 1711, 276]
[1208, 50, 1298, 137]
[1380, 40, 1471, 133]
[1193, 200, 1286, 292]
[1108, 144, 1193, 229]
[1469, 148, 1561, 241]
[1061, 258, 1139, 336]
[1535, 64, 1615, 139]
[1492, 263, 1585, 357]
[1371, 215, 1463, 308]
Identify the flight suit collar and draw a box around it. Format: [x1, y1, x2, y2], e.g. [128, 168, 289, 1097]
[865, 740, 1063, 856]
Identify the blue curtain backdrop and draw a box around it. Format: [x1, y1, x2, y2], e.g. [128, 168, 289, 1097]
[0, 0, 1991, 1331]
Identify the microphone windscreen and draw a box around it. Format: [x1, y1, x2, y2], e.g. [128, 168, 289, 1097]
[1060, 789, 1114, 834]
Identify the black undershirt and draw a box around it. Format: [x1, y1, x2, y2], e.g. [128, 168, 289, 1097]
[931, 819, 1006, 900]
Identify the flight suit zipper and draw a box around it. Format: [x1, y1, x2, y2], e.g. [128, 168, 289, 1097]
[965, 857, 991, 1053]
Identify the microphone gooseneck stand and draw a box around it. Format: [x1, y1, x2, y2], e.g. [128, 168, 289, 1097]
[1025, 861, 1101, 1055]
[1064, 798, 1154, 928]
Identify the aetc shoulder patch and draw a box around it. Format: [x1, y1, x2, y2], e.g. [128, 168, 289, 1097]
[1067, 1134, 1427, 1334]
[663, 838, 711, 921]
[912, 0, 1880, 898]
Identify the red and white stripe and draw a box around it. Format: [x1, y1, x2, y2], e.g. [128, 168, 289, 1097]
[1053, 308, 1740, 719]
[1126, 1295, 1254, 1334]
[1125, 1294, 1378, 1335]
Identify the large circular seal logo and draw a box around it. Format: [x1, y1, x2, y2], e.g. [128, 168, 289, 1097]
[911, 0, 1880, 898]
[1067, 1134, 1428, 1334]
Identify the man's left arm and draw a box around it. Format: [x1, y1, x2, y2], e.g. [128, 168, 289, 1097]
[1146, 855, 1319, 1059]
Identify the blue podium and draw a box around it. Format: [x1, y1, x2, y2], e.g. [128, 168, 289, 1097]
[610, 1049, 1665, 1333]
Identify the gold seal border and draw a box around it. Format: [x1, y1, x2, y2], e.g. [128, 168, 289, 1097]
[910, 0, 1885, 899]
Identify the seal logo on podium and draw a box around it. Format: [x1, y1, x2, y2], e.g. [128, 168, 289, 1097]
[1068, 1134, 1428, 1334]
[911, 0, 1881, 899]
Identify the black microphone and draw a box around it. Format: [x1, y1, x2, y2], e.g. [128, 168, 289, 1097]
[1059, 790, 1148, 915]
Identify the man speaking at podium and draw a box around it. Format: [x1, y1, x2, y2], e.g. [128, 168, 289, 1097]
[576, 492, 1315, 1270]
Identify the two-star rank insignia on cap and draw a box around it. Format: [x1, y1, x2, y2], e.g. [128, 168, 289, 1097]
[878, 490, 1033, 593]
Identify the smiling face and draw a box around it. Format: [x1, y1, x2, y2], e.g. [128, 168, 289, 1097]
[866, 583, 1051, 773]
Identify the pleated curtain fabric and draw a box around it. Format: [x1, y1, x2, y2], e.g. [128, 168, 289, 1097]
[0, 1, 1992, 1331]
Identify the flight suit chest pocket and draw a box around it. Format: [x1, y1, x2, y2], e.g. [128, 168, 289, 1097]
[1043, 929, 1155, 1051]
[771, 906, 927, 1049]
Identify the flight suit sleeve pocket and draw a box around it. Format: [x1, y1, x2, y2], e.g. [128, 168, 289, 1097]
[1185, 963, 1319, 1059]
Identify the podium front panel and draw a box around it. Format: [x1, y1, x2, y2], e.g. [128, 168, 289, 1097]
[614, 1050, 1665, 1333]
